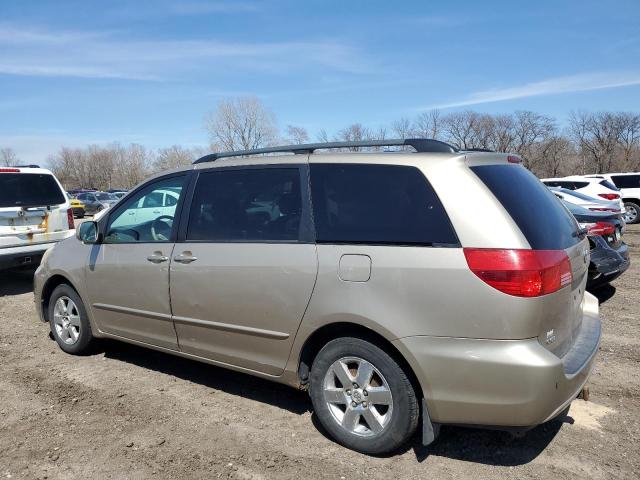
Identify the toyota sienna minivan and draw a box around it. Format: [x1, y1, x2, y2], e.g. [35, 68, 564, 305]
[34, 139, 601, 454]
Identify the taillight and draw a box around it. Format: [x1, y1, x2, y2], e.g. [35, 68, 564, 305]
[0, 168, 20, 173]
[464, 248, 572, 297]
[67, 208, 75, 229]
[579, 221, 615, 236]
[598, 193, 619, 200]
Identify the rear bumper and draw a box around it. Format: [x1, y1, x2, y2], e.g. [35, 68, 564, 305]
[393, 301, 601, 427]
[0, 243, 57, 270]
[588, 239, 630, 288]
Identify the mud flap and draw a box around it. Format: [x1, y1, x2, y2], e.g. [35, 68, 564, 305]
[422, 398, 440, 446]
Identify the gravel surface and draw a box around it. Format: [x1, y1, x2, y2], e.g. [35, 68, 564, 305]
[1, 225, 639, 479]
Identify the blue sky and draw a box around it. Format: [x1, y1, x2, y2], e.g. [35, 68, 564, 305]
[1, 0, 639, 163]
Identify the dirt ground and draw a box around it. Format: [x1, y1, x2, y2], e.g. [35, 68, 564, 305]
[1, 226, 639, 480]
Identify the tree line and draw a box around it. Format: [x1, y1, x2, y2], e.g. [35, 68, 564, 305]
[2, 96, 639, 190]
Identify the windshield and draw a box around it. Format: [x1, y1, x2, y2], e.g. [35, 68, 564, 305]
[96, 193, 114, 200]
[0, 173, 66, 208]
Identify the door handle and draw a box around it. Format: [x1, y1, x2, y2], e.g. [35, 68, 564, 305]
[147, 252, 169, 263]
[153, 210, 161, 214]
[174, 252, 197, 264]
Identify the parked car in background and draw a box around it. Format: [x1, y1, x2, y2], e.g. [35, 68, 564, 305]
[542, 176, 623, 211]
[66, 193, 85, 218]
[35, 139, 601, 455]
[0, 166, 75, 270]
[582, 173, 640, 224]
[549, 187, 622, 213]
[560, 200, 629, 290]
[67, 188, 96, 196]
[75, 191, 119, 215]
[113, 191, 127, 199]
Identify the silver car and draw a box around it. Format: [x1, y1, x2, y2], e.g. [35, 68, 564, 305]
[34, 139, 600, 455]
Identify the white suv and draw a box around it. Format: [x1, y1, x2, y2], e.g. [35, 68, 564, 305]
[0, 166, 75, 270]
[541, 176, 623, 213]
[583, 173, 640, 224]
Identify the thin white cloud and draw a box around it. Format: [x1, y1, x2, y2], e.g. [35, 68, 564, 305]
[0, 24, 372, 80]
[430, 72, 640, 109]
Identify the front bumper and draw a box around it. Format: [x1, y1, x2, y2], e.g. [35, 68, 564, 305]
[393, 309, 601, 427]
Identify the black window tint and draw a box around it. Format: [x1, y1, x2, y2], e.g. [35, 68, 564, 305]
[598, 179, 619, 191]
[310, 164, 458, 246]
[0, 173, 65, 208]
[611, 175, 640, 189]
[472, 165, 579, 250]
[573, 181, 589, 189]
[187, 168, 302, 242]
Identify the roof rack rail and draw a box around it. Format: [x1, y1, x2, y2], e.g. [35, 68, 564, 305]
[14, 164, 41, 168]
[193, 138, 458, 164]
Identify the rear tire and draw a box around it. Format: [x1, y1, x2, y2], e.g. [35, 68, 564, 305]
[48, 284, 94, 355]
[623, 201, 640, 224]
[309, 337, 419, 455]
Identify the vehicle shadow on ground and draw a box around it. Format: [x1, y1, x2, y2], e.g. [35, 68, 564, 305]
[101, 340, 566, 466]
[409, 418, 565, 465]
[101, 340, 312, 415]
[0, 268, 35, 297]
[591, 284, 617, 304]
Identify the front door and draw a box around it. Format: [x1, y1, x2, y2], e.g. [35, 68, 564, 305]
[170, 166, 317, 375]
[85, 174, 187, 349]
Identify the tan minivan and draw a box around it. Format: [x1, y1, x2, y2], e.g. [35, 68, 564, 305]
[34, 139, 601, 454]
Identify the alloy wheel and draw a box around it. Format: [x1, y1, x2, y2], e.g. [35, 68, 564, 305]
[322, 356, 393, 437]
[53, 296, 81, 345]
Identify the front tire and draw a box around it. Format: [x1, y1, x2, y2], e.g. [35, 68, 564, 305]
[309, 337, 419, 455]
[623, 201, 640, 224]
[48, 284, 94, 354]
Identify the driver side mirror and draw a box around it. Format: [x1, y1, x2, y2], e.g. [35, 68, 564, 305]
[76, 221, 101, 244]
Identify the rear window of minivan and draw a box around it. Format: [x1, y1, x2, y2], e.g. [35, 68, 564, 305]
[471, 165, 580, 250]
[0, 173, 66, 208]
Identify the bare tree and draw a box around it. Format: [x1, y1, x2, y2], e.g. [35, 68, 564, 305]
[618, 112, 640, 171]
[569, 111, 623, 173]
[285, 125, 309, 145]
[535, 136, 575, 178]
[204, 96, 278, 151]
[316, 129, 330, 143]
[337, 123, 372, 151]
[512, 111, 556, 169]
[391, 117, 413, 140]
[0, 148, 19, 166]
[413, 110, 441, 139]
[154, 145, 194, 172]
[442, 111, 480, 149]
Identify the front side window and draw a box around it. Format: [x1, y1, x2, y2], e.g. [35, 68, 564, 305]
[104, 175, 185, 243]
[310, 164, 458, 246]
[187, 168, 302, 242]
